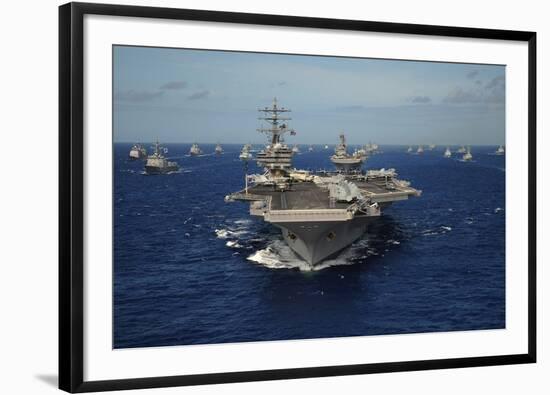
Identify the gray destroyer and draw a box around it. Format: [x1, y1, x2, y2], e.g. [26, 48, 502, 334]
[225, 99, 421, 266]
[189, 143, 202, 156]
[144, 141, 179, 174]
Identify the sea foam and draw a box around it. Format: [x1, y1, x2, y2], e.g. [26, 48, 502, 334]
[246, 238, 377, 272]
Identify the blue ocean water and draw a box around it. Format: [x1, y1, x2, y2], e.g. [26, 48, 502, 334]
[113, 144, 505, 348]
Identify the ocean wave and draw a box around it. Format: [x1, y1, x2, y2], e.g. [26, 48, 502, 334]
[139, 169, 183, 175]
[185, 153, 216, 158]
[215, 228, 249, 239]
[226, 240, 243, 248]
[421, 226, 452, 236]
[233, 219, 252, 225]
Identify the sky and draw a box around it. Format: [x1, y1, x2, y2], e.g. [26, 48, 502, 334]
[113, 45, 505, 145]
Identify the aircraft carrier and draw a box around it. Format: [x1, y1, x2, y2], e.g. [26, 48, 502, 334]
[225, 98, 421, 266]
[330, 133, 365, 172]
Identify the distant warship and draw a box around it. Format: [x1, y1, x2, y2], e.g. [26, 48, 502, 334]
[364, 142, 380, 155]
[308, 146, 314, 152]
[292, 145, 300, 154]
[215, 143, 223, 155]
[495, 145, 505, 155]
[457, 145, 467, 154]
[144, 141, 179, 174]
[239, 144, 253, 160]
[407, 146, 413, 153]
[444, 147, 452, 158]
[463, 146, 473, 161]
[417, 145, 424, 154]
[129, 144, 147, 160]
[355, 146, 367, 158]
[225, 98, 421, 266]
[429, 144, 436, 150]
[189, 143, 202, 156]
[330, 134, 365, 172]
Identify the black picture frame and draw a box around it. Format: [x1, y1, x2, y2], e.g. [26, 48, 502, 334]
[59, 2, 537, 392]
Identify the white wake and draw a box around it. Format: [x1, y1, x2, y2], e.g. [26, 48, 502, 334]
[247, 239, 377, 272]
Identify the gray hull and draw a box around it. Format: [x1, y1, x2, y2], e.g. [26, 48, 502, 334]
[144, 165, 178, 174]
[332, 162, 362, 172]
[274, 216, 372, 266]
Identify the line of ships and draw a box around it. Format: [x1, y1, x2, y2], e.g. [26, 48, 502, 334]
[129, 140, 504, 170]
[405, 144, 504, 161]
[127, 98, 504, 267]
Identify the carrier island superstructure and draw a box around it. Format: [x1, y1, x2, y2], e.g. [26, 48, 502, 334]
[225, 99, 421, 266]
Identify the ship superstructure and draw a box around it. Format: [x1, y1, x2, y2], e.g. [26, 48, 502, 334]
[239, 144, 253, 160]
[215, 143, 223, 154]
[253, 98, 295, 188]
[129, 144, 147, 160]
[189, 143, 203, 156]
[225, 99, 421, 267]
[144, 141, 179, 174]
[462, 146, 473, 161]
[364, 142, 380, 155]
[495, 145, 505, 155]
[355, 146, 367, 158]
[444, 147, 452, 158]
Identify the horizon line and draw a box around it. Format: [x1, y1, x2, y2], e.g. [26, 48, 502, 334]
[116, 141, 505, 146]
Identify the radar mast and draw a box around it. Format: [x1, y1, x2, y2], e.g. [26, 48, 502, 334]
[257, 97, 295, 145]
